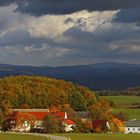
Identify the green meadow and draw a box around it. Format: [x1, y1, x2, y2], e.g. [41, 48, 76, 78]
[61, 133, 140, 140]
[113, 108, 140, 120]
[0, 133, 49, 140]
[1, 133, 140, 140]
[102, 96, 140, 105]
[101, 96, 140, 120]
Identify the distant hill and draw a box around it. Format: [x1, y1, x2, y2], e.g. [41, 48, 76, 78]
[0, 62, 140, 90]
[0, 76, 96, 111]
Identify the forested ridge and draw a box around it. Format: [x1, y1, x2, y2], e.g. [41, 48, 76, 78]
[0, 76, 96, 112]
[1, 62, 140, 90]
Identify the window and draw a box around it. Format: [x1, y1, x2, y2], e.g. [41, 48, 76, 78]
[138, 128, 140, 131]
[128, 128, 130, 131]
[133, 128, 135, 131]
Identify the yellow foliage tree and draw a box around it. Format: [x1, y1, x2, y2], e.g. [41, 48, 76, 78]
[111, 117, 124, 133]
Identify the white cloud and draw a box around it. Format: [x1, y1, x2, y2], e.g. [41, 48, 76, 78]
[0, 4, 140, 66]
[0, 4, 32, 32]
[27, 10, 117, 40]
[109, 39, 140, 53]
[0, 31, 7, 38]
[24, 44, 47, 53]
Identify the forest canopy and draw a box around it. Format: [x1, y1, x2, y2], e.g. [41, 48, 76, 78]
[0, 76, 96, 112]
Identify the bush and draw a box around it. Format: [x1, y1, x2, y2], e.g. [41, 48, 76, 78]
[73, 118, 93, 133]
[43, 114, 65, 133]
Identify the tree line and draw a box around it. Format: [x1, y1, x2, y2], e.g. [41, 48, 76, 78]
[0, 76, 97, 115]
[97, 87, 140, 96]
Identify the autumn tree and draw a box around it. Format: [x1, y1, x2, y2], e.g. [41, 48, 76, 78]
[109, 117, 124, 133]
[74, 118, 93, 133]
[0, 114, 3, 126]
[0, 99, 11, 116]
[76, 85, 97, 106]
[88, 99, 124, 133]
[0, 76, 96, 110]
[88, 99, 112, 120]
[43, 114, 60, 133]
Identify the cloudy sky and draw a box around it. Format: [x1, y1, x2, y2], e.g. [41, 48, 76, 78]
[0, 0, 140, 66]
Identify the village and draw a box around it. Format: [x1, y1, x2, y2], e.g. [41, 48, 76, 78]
[0, 108, 140, 134]
[0, 0, 140, 140]
[0, 76, 139, 135]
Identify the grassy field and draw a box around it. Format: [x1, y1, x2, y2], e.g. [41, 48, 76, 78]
[102, 96, 140, 105]
[101, 96, 140, 120]
[0, 133, 49, 140]
[61, 133, 140, 140]
[113, 108, 140, 120]
[1, 133, 140, 140]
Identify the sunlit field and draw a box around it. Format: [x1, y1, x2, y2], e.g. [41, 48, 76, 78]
[113, 108, 140, 120]
[60, 133, 140, 140]
[102, 96, 140, 120]
[102, 96, 140, 106]
[0, 133, 49, 140]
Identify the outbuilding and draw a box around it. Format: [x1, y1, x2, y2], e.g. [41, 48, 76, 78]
[124, 120, 140, 134]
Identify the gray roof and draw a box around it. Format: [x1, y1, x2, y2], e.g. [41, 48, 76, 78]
[125, 120, 140, 127]
[73, 111, 89, 119]
[10, 109, 49, 112]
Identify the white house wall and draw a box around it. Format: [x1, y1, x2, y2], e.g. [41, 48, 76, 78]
[124, 127, 140, 134]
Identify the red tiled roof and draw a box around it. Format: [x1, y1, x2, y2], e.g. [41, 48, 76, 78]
[54, 112, 65, 120]
[6, 110, 75, 125]
[63, 119, 75, 125]
[15, 112, 49, 120]
[29, 112, 49, 120]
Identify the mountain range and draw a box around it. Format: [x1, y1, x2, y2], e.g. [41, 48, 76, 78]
[0, 62, 140, 90]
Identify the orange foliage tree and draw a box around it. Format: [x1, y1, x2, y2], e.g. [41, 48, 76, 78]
[88, 99, 112, 120]
[109, 117, 124, 133]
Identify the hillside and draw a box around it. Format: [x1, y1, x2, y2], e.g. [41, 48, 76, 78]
[0, 62, 140, 90]
[0, 76, 96, 111]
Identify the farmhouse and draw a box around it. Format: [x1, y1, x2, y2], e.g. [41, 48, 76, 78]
[124, 120, 140, 134]
[4, 109, 75, 132]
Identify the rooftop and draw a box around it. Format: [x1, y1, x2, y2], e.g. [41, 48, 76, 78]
[125, 120, 140, 127]
[10, 109, 49, 112]
[63, 119, 75, 125]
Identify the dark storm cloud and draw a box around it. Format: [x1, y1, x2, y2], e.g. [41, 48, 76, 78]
[113, 9, 140, 24]
[1, 0, 140, 16]
[63, 24, 140, 47]
[0, 1, 15, 6]
[1, 0, 140, 65]
[0, 29, 54, 47]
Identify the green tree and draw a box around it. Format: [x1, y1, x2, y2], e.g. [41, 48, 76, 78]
[69, 91, 87, 111]
[0, 99, 11, 116]
[0, 114, 3, 126]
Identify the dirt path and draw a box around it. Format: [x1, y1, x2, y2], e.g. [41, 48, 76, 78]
[29, 133, 68, 140]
